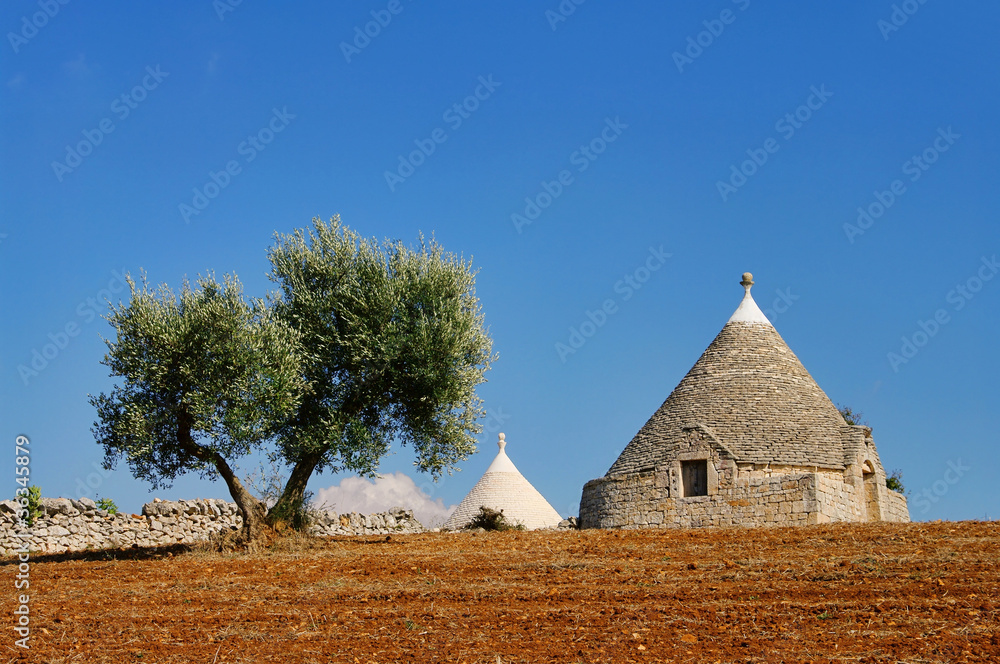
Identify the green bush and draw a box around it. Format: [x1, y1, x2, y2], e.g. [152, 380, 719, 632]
[837, 404, 869, 427]
[886, 470, 905, 494]
[464, 506, 525, 532]
[14, 485, 43, 526]
[95, 496, 119, 514]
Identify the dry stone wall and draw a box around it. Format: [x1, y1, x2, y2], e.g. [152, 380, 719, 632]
[580, 470, 817, 529]
[1, 497, 425, 557]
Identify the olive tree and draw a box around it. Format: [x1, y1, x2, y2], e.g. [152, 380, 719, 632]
[90, 273, 304, 542]
[266, 216, 495, 524]
[92, 217, 494, 541]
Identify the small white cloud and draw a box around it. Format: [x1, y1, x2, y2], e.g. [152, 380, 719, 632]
[206, 52, 220, 75]
[314, 472, 456, 529]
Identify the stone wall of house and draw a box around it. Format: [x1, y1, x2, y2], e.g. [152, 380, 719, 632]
[813, 469, 866, 523]
[883, 490, 910, 522]
[580, 470, 818, 529]
[581, 423, 911, 529]
[580, 460, 910, 529]
[0, 497, 425, 557]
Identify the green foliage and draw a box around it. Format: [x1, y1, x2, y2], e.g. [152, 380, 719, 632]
[90, 272, 304, 489]
[837, 404, 869, 427]
[886, 469, 905, 494]
[464, 506, 525, 532]
[95, 496, 119, 514]
[91, 216, 494, 540]
[15, 485, 43, 526]
[267, 216, 496, 480]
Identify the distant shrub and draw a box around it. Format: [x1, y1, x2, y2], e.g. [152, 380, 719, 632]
[837, 404, 869, 428]
[464, 506, 525, 532]
[95, 496, 119, 514]
[886, 470, 905, 494]
[14, 485, 43, 526]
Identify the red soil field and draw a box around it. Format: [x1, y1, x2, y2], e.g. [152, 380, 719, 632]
[7, 521, 999, 663]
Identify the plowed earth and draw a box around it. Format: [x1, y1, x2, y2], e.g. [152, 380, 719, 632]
[6, 521, 999, 663]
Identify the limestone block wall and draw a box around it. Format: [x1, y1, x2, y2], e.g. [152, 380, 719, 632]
[883, 491, 910, 522]
[580, 470, 818, 529]
[581, 459, 910, 529]
[813, 470, 865, 523]
[1, 497, 425, 557]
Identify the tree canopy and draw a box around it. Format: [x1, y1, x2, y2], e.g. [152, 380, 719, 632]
[91, 273, 304, 540]
[92, 217, 494, 542]
[266, 217, 495, 522]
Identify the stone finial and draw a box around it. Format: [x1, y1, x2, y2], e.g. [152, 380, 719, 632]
[498, 432, 506, 451]
[740, 272, 754, 293]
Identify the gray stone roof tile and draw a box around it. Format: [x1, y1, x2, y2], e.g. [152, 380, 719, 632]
[606, 275, 850, 475]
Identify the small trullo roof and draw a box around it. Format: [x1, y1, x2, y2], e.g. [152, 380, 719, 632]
[442, 433, 563, 530]
[606, 272, 853, 476]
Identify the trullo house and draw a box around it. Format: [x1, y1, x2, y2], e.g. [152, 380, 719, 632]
[579, 273, 909, 528]
[443, 433, 563, 530]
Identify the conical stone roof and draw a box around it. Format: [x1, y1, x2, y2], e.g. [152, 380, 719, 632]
[443, 433, 563, 531]
[606, 273, 851, 476]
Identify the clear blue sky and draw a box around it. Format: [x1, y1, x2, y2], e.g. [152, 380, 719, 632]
[2, 2, 997, 522]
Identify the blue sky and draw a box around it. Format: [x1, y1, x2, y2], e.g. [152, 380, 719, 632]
[2, 2, 997, 522]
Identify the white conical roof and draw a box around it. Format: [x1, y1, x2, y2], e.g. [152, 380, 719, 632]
[606, 271, 854, 476]
[442, 433, 563, 531]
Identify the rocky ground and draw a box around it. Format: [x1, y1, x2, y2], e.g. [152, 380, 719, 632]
[6, 520, 998, 663]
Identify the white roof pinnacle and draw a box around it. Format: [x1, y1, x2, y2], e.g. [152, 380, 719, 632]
[484, 432, 518, 474]
[727, 272, 773, 326]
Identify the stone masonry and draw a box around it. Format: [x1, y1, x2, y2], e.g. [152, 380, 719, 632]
[1, 497, 425, 557]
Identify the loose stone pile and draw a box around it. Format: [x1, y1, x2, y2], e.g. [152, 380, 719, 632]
[0, 497, 425, 556]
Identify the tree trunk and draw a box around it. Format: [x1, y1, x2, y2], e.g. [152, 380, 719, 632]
[176, 414, 268, 544]
[213, 454, 268, 543]
[268, 449, 324, 528]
